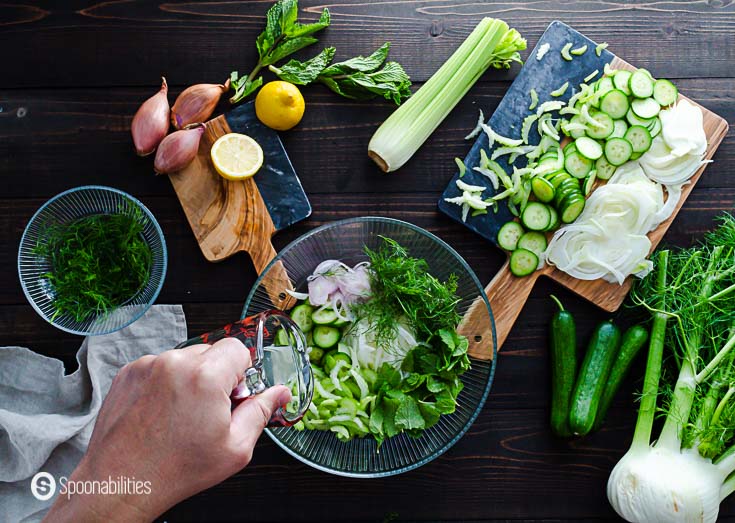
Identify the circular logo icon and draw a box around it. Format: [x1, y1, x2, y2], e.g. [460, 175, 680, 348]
[30, 472, 56, 501]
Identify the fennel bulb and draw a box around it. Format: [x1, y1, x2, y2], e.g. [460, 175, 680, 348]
[607, 217, 735, 522]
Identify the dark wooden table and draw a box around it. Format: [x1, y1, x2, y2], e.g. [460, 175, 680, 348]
[2, 1, 734, 521]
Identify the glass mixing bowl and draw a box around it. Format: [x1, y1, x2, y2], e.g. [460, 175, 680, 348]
[243, 217, 496, 477]
[18, 186, 167, 336]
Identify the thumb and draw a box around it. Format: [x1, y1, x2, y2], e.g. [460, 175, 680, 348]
[230, 385, 292, 448]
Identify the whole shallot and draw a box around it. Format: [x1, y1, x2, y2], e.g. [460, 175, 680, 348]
[131, 77, 170, 156]
[171, 80, 230, 129]
[153, 123, 205, 175]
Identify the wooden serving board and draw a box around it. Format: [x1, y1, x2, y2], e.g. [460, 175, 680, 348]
[169, 108, 309, 310]
[441, 23, 729, 360]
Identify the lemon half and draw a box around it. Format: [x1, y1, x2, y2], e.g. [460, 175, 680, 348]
[210, 133, 264, 181]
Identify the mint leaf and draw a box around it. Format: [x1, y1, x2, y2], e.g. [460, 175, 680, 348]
[232, 0, 330, 103]
[285, 8, 330, 39]
[436, 388, 457, 415]
[395, 396, 425, 431]
[426, 376, 445, 393]
[375, 363, 401, 390]
[265, 36, 320, 66]
[321, 42, 390, 76]
[382, 397, 400, 438]
[269, 47, 335, 85]
[418, 401, 441, 427]
[229, 74, 263, 104]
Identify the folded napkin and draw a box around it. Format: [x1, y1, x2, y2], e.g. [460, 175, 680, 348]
[0, 305, 187, 523]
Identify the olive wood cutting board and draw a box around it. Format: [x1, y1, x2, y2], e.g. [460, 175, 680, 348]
[169, 103, 311, 310]
[439, 22, 729, 360]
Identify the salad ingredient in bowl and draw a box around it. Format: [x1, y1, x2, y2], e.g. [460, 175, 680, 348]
[32, 210, 153, 322]
[243, 217, 495, 477]
[287, 237, 471, 445]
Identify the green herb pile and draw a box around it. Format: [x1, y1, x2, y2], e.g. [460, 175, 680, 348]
[34, 212, 152, 322]
[269, 43, 412, 105]
[362, 238, 471, 444]
[294, 237, 471, 446]
[229, 0, 411, 105]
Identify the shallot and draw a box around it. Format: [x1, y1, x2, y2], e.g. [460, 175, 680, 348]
[131, 77, 170, 156]
[171, 80, 230, 129]
[153, 124, 205, 175]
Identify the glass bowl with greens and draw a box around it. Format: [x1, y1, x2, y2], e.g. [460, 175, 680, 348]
[18, 186, 167, 336]
[243, 217, 496, 477]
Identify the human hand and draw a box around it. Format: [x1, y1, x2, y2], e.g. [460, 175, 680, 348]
[44, 338, 291, 522]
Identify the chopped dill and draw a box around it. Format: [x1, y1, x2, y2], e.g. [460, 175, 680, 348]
[355, 237, 462, 346]
[33, 210, 153, 322]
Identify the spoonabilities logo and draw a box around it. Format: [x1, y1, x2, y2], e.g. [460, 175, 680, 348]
[30, 472, 56, 501]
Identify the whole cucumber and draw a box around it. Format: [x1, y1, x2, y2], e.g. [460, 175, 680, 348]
[549, 296, 577, 437]
[569, 320, 621, 436]
[593, 325, 649, 430]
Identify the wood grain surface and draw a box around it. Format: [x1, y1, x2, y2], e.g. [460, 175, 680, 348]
[170, 115, 294, 309]
[1, 2, 734, 521]
[463, 55, 729, 359]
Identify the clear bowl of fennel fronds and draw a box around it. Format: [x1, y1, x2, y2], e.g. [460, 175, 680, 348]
[18, 186, 167, 336]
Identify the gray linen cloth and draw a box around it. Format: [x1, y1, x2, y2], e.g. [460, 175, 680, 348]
[0, 304, 187, 523]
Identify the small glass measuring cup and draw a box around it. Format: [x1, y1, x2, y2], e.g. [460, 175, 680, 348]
[175, 310, 313, 426]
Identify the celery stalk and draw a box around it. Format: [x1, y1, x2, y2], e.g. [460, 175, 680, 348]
[368, 18, 525, 172]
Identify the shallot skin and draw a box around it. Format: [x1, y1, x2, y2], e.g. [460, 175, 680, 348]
[153, 124, 205, 175]
[171, 80, 230, 129]
[131, 77, 170, 156]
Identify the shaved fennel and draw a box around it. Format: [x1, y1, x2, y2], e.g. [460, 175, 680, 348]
[609, 216, 735, 522]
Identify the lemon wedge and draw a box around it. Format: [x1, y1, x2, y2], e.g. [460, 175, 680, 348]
[210, 133, 264, 180]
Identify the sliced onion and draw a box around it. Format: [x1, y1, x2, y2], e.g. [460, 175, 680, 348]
[285, 289, 309, 300]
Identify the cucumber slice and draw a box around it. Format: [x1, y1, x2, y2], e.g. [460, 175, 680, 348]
[563, 141, 577, 155]
[585, 111, 614, 140]
[584, 170, 597, 195]
[600, 89, 629, 119]
[593, 76, 614, 107]
[631, 97, 661, 119]
[497, 221, 524, 251]
[595, 155, 617, 180]
[313, 325, 341, 349]
[575, 136, 604, 160]
[531, 176, 556, 203]
[545, 205, 560, 231]
[630, 151, 643, 160]
[626, 108, 655, 128]
[604, 137, 633, 166]
[612, 70, 632, 95]
[521, 202, 552, 231]
[566, 114, 587, 139]
[611, 119, 628, 139]
[648, 117, 662, 138]
[554, 179, 582, 207]
[291, 304, 314, 333]
[518, 231, 548, 257]
[548, 171, 571, 188]
[629, 70, 654, 98]
[624, 125, 653, 154]
[560, 196, 585, 223]
[564, 150, 594, 179]
[510, 248, 539, 277]
[312, 307, 338, 325]
[653, 78, 678, 106]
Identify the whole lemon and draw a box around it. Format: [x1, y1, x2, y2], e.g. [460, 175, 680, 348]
[255, 81, 305, 131]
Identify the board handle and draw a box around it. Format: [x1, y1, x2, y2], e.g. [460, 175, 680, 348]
[460, 259, 539, 360]
[249, 240, 297, 311]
